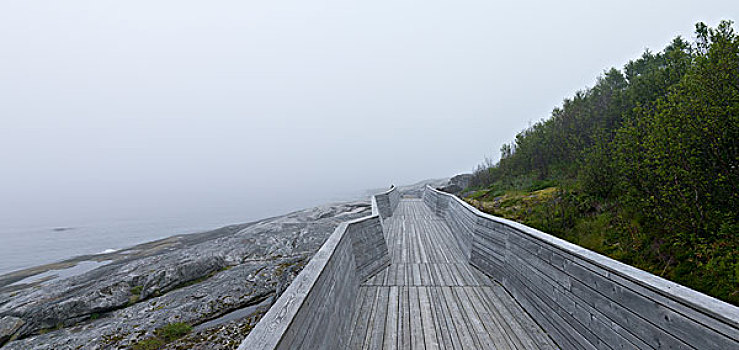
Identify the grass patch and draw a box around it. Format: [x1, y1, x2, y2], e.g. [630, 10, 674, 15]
[156, 322, 192, 341]
[131, 322, 192, 350]
[132, 338, 165, 350]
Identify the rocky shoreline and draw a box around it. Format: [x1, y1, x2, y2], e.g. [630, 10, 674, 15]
[0, 179, 450, 349]
[0, 199, 374, 349]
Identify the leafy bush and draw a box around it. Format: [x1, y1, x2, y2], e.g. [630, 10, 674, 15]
[468, 20, 738, 305]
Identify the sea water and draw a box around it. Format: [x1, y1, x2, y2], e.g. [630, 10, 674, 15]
[0, 188, 370, 276]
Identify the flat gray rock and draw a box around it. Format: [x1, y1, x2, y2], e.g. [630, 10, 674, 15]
[0, 316, 24, 344]
[0, 200, 372, 349]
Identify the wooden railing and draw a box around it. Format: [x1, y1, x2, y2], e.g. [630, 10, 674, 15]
[423, 185, 739, 349]
[237, 186, 395, 350]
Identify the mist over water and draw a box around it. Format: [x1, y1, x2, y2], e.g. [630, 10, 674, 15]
[0, 186, 371, 275]
[1, 1, 735, 274]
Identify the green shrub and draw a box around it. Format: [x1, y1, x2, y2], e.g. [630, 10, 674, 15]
[466, 20, 738, 305]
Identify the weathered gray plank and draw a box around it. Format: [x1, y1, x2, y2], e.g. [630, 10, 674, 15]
[350, 286, 370, 341]
[473, 286, 528, 350]
[368, 287, 390, 350]
[490, 284, 557, 349]
[485, 284, 556, 349]
[506, 244, 659, 349]
[454, 287, 497, 350]
[419, 287, 440, 350]
[419, 263, 431, 286]
[400, 286, 411, 349]
[383, 286, 399, 350]
[413, 264, 422, 286]
[441, 286, 479, 349]
[505, 252, 605, 349]
[409, 287, 425, 349]
[464, 286, 512, 350]
[396, 263, 405, 286]
[352, 286, 380, 349]
[429, 287, 462, 349]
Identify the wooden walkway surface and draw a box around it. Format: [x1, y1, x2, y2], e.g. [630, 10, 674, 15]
[349, 199, 557, 350]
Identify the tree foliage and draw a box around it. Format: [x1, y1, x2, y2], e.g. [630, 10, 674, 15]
[470, 21, 738, 304]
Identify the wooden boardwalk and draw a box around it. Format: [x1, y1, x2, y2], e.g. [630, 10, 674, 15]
[349, 199, 557, 350]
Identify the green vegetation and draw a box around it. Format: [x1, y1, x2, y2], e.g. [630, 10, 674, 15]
[131, 338, 164, 350]
[156, 322, 192, 342]
[131, 322, 192, 350]
[129, 285, 143, 305]
[130, 285, 143, 295]
[468, 21, 738, 305]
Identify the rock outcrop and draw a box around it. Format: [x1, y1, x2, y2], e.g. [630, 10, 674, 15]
[0, 201, 371, 349]
[438, 173, 472, 195]
[0, 317, 23, 345]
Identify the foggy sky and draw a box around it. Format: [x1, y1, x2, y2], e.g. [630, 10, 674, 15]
[1, 1, 737, 227]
